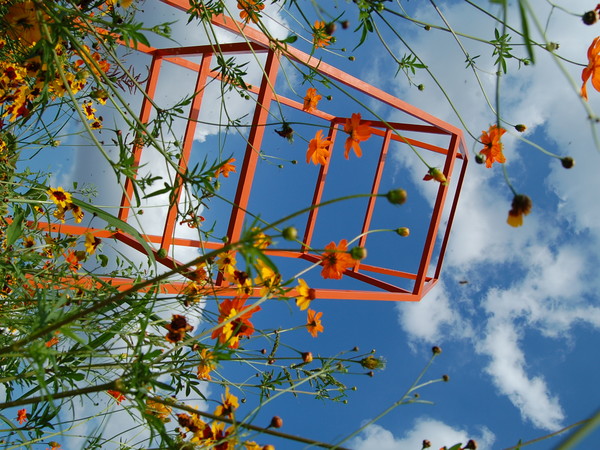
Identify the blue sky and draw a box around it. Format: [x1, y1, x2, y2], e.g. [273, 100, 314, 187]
[12, 0, 600, 449]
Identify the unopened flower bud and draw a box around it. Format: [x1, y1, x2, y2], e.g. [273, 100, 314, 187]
[367, 371, 374, 377]
[270, 416, 283, 428]
[348, 56, 355, 61]
[583, 10, 598, 25]
[465, 439, 478, 450]
[282, 226, 298, 241]
[325, 22, 336, 35]
[432, 346, 442, 355]
[424, 25, 431, 31]
[422, 440, 432, 449]
[301, 352, 313, 363]
[418, 84, 425, 91]
[157, 248, 167, 259]
[428, 168, 447, 183]
[561, 157, 574, 169]
[396, 227, 410, 237]
[360, 355, 386, 370]
[386, 188, 408, 205]
[268, 358, 275, 364]
[514, 124, 527, 132]
[352, 346, 359, 352]
[350, 246, 367, 260]
[442, 374, 450, 382]
[341, 20, 350, 29]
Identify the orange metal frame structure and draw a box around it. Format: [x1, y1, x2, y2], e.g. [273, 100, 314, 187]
[37, 1, 468, 301]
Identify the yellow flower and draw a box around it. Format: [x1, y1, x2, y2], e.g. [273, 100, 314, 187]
[507, 194, 532, 227]
[48, 187, 72, 209]
[70, 202, 84, 223]
[145, 398, 172, 422]
[197, 348, 216, 381]
[295, 278, 315, 310]
[84, 232, 101, 254]
[214, 387, 239, 418]
[254, 259, 280, 296]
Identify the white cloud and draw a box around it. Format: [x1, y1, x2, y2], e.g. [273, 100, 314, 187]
[350, 419, 495, 450]
[395, 282, 463, 345]
[386, 0, 600, 433]
[477, 318, 565, 430]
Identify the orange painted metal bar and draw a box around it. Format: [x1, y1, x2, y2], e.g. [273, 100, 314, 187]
[354, 127, 392, 272]
[225, 49, 280, 244]
[433, 134, 467, 280]
[302, 122, 339, 251]
[412, 135, 460, 297]
[119, 53, 163, 222]
[161, 52, 214, 250]
[154, 42, 266, 57]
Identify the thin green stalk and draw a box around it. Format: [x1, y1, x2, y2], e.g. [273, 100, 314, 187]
[333, 352, 442, 448]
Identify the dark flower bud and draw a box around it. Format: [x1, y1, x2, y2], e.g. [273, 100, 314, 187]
[341, 20, 350, 29]
[561, 157, 574, 169]
[270, 416, 283, 428]
[418, 84, 425, 91]
[514, 124, 527, 132]
[301, 352, 313, 363]
[432, 346, 442, 354]
[442, 374, 450, 382]
[465, 439, 478, 450]
[583, 10, 598, 25]
[475, 153, 485, 164]
[422, 440, 432, 449]
[325, 22, 336, 35]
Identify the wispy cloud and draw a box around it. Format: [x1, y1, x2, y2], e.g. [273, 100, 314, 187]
[350, 419, 495, 450]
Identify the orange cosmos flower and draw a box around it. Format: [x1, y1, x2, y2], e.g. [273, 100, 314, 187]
[215, 158, 236, 178]
[320, 239, 355, 279]
[17, 408, 27, 425]
[237, 0, 265, 24]
[344, 113, 373, 159]
[306, 130, 332, 165]
[45, 335, 59, 347]
[306, 309, 324, 337]
[4, 2, 42, 46]
[211, 297, 261, 349]
[303, 87, 321, 112]
[107, 390, 126, 404]
[581, 36, 600, 101]
[479, 125, 506, 168]
[507, 194, 532, 227]
[312, 21, 333, 48]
